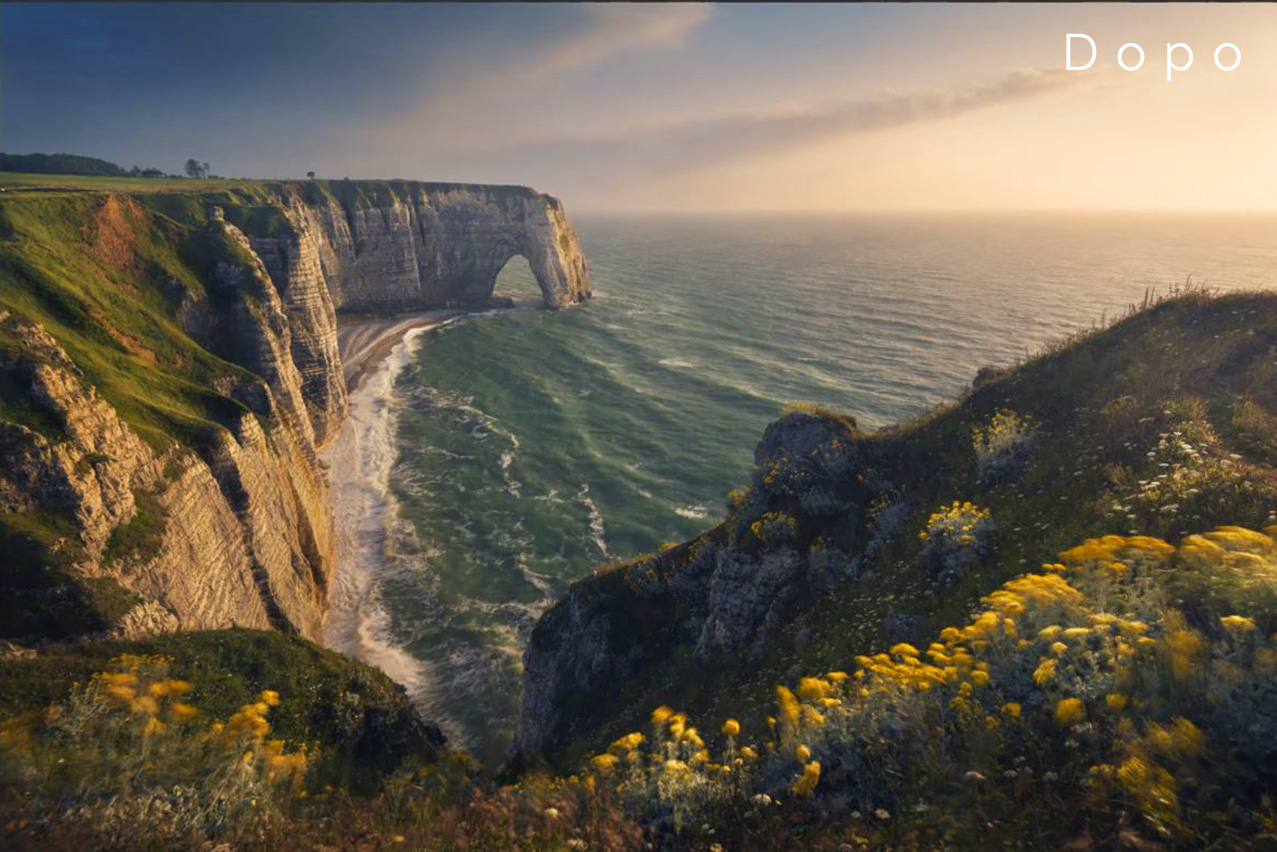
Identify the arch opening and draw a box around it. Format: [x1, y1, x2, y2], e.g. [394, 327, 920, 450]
[492, 254, 547, 307]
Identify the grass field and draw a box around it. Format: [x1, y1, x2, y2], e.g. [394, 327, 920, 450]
[0, 170, 268, 195]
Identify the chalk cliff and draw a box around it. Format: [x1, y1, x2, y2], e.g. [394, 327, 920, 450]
[296, 182, 591, 311]
[0, 179, 590, 646]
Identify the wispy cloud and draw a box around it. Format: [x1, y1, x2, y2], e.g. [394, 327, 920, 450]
[419, 5, 711, 121]
[475, 67, 1093, 177]
[523, 4, 712, 75]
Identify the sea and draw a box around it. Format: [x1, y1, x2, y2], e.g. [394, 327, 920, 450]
[322, 212, 1276, 764]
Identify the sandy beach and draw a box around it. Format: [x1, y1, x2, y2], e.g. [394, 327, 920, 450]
[336, 309, 464, 392]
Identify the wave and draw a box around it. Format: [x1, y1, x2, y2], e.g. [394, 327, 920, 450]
[321, 327, 433, 698]
[577, 483, 609, 558]
[675, 504, 709, 520]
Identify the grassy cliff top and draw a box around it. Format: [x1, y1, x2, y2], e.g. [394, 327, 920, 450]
[0, 171, 556, 205]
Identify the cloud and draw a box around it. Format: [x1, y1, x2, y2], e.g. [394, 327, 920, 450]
[420, 5, 711, 120]
[527, 4, 712, 74]
[477, 67, 1092, 177]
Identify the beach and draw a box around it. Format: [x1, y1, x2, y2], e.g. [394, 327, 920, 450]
[337, 309, 466, 392]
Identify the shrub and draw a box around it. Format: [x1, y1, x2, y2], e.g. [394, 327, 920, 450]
[1108, 424, 1267, 538]
[972, 409, 1036, 482]
[918, 500, 994, 576]
[0, 653, 307, 846]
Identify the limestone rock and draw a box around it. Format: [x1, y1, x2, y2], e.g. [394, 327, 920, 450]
[300, 183, 590, 311]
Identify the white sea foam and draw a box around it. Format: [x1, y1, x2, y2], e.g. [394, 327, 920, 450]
[320, 327, 433, 697]
[658, 357, 695, 368]
[675, 504, 709, 520]
[577, 483, 609, 557]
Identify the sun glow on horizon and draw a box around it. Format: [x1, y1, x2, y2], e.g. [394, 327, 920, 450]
[2, 3, 1275, 212]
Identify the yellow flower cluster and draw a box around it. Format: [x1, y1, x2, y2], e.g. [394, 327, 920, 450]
[750, 511, 797, 543]
[972, 409, 1035, 462]
[919, 500, 992, 546]
[90, 656, 197, 736]
[594, 525, 1276, 831]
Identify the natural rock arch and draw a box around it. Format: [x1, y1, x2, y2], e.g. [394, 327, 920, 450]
[492, 253, 544, 302]
[302, 183, 592, 312]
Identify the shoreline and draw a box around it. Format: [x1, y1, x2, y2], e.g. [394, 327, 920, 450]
[337, 309, 466, 393]
[322, 319, 439, 731]
[324, 302, 527, 748]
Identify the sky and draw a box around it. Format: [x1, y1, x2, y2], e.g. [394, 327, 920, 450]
[2, 3, 1275, 212]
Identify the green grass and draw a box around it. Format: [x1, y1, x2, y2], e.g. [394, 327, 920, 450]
[544, 290, 1277, 770]
[0, 170, 264, 194]
[102, 489, 168, 567]
[0, 629, 439, 780]
[0, 192, 265, 449]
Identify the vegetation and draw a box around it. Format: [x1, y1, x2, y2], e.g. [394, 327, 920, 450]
[6, 525, 1276, 850]
[1, 640, 635, 852]
[578, 525, 1277, 849]
[0, 630, 441, 783]
[182, 159, 211, 180]
[0, 153, 172, 179]
[539, 290, 1277, 778]
[1, 153, 130, 177]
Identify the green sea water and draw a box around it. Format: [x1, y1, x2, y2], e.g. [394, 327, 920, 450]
[327, 213, 1276, 763]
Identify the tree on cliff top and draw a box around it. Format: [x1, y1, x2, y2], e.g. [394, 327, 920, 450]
[184, 158, 209, 179]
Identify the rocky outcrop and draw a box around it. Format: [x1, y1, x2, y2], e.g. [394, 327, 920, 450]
[513, 412, 870, 766]
[0, 303, 334, 642]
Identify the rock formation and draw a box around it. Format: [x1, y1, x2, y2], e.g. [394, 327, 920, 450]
[0, 179, 590, 646]
[287, 182, 591, 312]
[513, 412, 867, 766]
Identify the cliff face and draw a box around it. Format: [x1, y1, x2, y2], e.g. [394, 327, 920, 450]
[0, 179, 590, 647]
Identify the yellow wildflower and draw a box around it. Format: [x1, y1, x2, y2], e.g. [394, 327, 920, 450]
[1033, 658, 1057, 685]
[590, 753, 619, 773]
[797, 677, 829, 700]
[721, 718, 740, 737]
[791, 761, 821, 797]
[1054, 697, 1085, 726]
[130, 696, 160, 716]
[1220, 615, 1257, 632]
